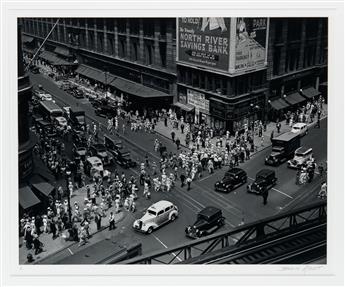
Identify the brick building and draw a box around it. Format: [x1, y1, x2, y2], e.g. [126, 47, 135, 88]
[19, 17, 327, 134]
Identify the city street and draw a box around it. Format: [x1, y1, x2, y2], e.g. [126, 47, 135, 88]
[26, 72, 327, 262]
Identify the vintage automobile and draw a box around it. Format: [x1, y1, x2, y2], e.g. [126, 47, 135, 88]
[104, 135, 123, 155]
[214, 168, 247, 193]
[88, 143, 114, 166]
[133, 200, 178, 234]
[287, 147, 313, 169]
[35, 119, 57, 138]
[54, 116, 68, 131]
[185, 206, 225, 239]
[95, 105, 118, 118]
[72, 143, 88, 162]
[291, 122, 308, 137]
[85, 156, 104, 177]
[113, 148, 137, 168]
[247, 169, 277, 195]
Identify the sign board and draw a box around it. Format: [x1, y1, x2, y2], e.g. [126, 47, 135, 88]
[187, 89, 209, 112]
[235, 18, 268, 72]
[178, 18, 231, 72]
[177, 17, 269, 74]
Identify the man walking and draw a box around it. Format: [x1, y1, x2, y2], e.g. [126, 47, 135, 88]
[180, 173, 186, 187]
[171, 130, 175, 142]
[186, 176, 192, 191]
[175, 138, 181, 150]
[181, 123, 185, 134]
[276, 122, 281, 134]
[262, 189, 268, 205]
[109, 212, 116, 230]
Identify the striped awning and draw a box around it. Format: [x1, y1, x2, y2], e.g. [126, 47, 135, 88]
[19, 186, 41, 210]
[75, 64, 116, 85]
[284, 92, 306, 105]
[300, 87, 321, 99]
[269, 98, 290, 110]
[39, 51, 75, 66]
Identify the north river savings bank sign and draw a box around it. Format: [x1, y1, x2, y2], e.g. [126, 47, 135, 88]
[177, 17, 269, 74]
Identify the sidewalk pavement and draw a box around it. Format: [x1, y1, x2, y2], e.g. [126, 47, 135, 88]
[19, 155, 126, 264]
[153, 104, 328, 157]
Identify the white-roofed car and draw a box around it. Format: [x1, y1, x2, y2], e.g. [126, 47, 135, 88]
[291, 122, 308, 137]
[85, 156, 104, 177]
[54, 116, 68, 131]
[133, 200, 178, 234]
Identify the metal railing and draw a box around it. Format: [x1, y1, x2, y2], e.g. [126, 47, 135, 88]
[121, 201, 326, 264]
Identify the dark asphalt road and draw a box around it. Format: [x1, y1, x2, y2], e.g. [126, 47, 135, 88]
[29, 73, 327, 261]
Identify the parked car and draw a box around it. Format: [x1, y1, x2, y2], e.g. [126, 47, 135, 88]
[247, 169, 277, 195]
[72, 143, 88, 161]
[185, 206, 225, 239]
[214, 168, 247, 193]
[72, 89, 84, 99]
[104, 135, 123, 155]
[34, 90, 53, 101]
[287, 147, 313, 169]
[54, 116, 68, 131]
[291, 122, 308, 137]
[133, 200, 178, 234]
[85, 156, 104, 177]
[113, 149, 137, 168]
[95, 105, 117, 118]
[88, 143, 114, 166]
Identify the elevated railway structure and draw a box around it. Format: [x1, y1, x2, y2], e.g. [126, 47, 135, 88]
[122, 201, 326, 264]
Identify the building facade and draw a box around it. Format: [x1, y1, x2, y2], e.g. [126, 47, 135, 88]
[19, 17, 327, 134]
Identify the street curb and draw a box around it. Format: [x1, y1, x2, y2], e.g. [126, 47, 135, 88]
[31, 211, 126, 264]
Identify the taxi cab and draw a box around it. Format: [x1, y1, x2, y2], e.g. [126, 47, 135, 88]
[133, 200, 178, 234]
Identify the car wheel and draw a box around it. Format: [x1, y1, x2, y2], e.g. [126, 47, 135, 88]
[147, 227, 153, 234]
[170, 214, 177, 221]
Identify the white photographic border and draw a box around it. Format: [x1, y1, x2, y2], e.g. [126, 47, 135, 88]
[1, 0, 344, 286]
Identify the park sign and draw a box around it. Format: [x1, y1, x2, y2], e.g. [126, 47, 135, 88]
[177, 17, 269, 74]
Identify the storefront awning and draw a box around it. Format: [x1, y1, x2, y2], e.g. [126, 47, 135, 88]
[300, 87, 321, 99]
[112, 77, 171, 98]
[76, 64, 116, 85]
[19, 186, 41, 210]
[39, 51, 76, 66]
[269, 98, 290, 110]
[22, 35, 34, 43]
[54, 46, 71, 57]
[284, 92, 306, 105]
[173, 101, 195, 112]
[30, 175, 55, 197]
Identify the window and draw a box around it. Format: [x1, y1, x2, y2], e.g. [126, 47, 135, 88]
[130, 19, 140, 35]
[274, 19, 284, 43]
[96, 18, 104, 30]
[88, 30, 94, 50]
[143, 18, 154, 37]
[118, 36, 126, 58]
[107, 36, 114, 55]
[131, 40, 139, 61]
[117, 18, 126, 33]
[105, 18, 114, 31]
[305, 18, 319, 39]
[144, 41, 153, 65]
[164, 206, 172, 212]
[273, 47, 281, 75]
[287, 18, 302, 41]
[159, 42, 167, 67]
[87, 18, 94, 28]
[157, 210, 164, 216]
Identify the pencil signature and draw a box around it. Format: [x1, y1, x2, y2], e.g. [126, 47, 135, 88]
[280, 266, 324, 273]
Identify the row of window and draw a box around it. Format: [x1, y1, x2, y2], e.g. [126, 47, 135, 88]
[178, 67, 266, 97]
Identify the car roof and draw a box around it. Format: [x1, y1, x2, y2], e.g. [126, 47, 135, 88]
[227, 167, 245, 175]
[87, 156, 102, 164]
[148, 200, 174, 210]
[256, 169, 275, 177]
[293, 122, 307, 128]
[198, 206, 222, 218]
[295, 146, 313, 154]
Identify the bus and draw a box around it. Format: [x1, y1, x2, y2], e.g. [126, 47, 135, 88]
[39, 100, 64, 121]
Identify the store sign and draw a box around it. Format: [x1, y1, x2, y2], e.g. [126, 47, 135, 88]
[178, 18, 231, 72]
[235, 18, 268, 72]
[187, 89, 209, 112]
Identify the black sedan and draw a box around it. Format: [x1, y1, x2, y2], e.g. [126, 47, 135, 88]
[214, 168, 247, 193]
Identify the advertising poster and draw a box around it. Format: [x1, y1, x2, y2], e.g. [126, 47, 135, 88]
[235, 18, 268, 72]
[187, 89, 209, 112]
[178, 17, 231, 72]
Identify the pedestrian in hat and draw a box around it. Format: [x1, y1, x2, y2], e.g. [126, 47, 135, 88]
[262, 188, 269, 205]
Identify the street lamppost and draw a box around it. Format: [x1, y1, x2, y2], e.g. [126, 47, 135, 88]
[66, 169, 72, 227]
[249, 103, 261, 152]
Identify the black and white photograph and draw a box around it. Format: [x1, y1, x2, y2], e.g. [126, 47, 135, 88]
[1, 1, 344, 286]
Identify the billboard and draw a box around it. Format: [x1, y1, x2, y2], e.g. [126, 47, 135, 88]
[235, 18, 268, 72]
[177, 17, 269, 74]
[178, 17, 231, 72]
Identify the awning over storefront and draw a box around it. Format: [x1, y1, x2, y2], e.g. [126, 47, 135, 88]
[75, 64, 116, 85]
[269, 98, 290, 110]
[284, 92, 306, 105]
[173, 101, 195, 112]
[54, 46, 71, 57]
[30, 175, 55, 197]
[300, 87, 321, 99]
[22, 35, 34, 43]
[39, 51, 76, 66]
[112, 77, 171, 98]
[19, 186, 41, 210]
